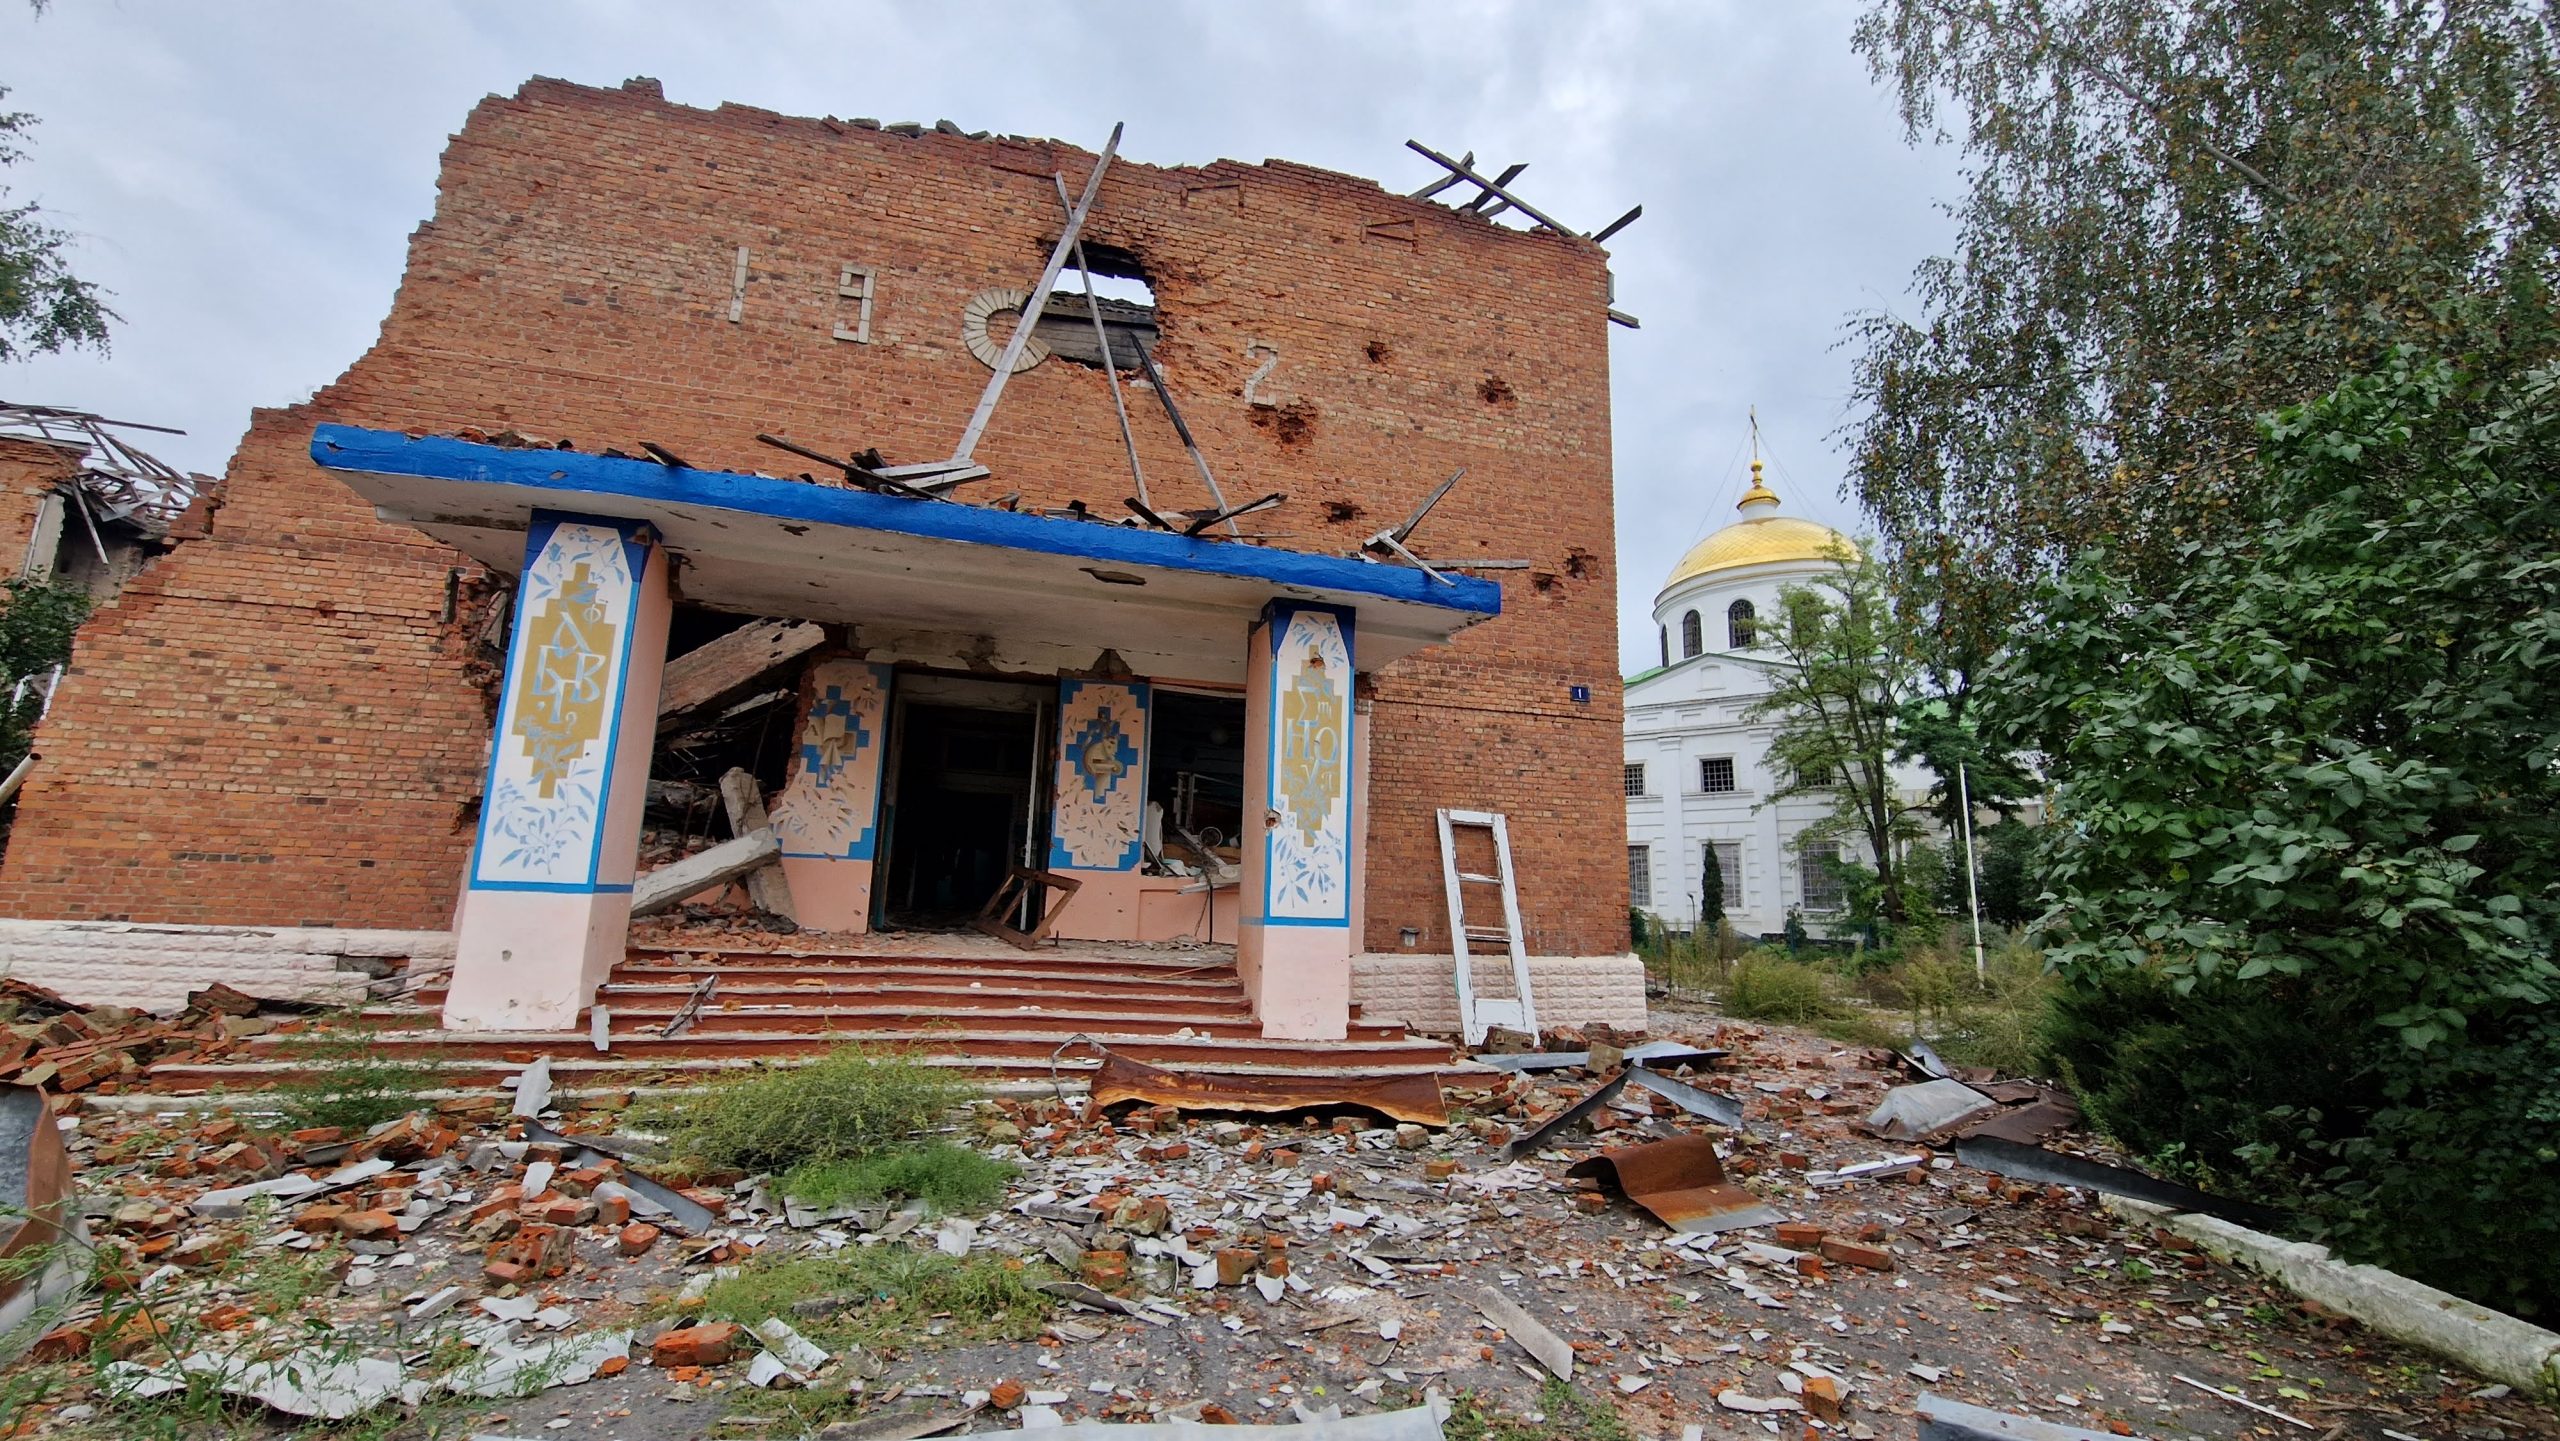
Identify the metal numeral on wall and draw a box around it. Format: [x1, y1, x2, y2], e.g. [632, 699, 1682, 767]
[833, 264, 875, 344]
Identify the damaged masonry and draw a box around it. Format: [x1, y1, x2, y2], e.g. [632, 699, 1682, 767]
[0, 70, 2549, 1441]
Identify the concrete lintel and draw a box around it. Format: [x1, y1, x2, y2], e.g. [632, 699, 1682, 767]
[2105, 1196, 2560, 1394]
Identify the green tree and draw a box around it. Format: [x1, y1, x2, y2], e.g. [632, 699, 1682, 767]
[1992, 350, 2560, 1313]
[2, 1, 115, 362]
[1847, 0, 2560, 654]
[1745, 550, 1929, 926]
[0, 579, 85, 775]
[1698, 842, 1724, 930]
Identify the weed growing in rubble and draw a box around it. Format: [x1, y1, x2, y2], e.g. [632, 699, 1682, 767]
[267, 1019, 448, 1133]
[1444, 1379, 1631, 1441]
[694, 1245, 1054, 1355]
[781, 1141, 1016, 1215]
[635, 1042, 976, 1174]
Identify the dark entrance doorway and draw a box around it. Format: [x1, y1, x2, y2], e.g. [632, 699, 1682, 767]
[877, 676, 1050, 929]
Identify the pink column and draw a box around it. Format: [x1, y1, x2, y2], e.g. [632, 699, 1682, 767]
[445, 513, 670, 1031]
[770, 659, 894, 932]
[1238, 602, 1356, 1040]
[1047, 678, 1150, 939]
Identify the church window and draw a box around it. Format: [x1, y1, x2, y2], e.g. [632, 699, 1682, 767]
[1628, 846, 1653, 906]
[1799, 849, 1846, 912]
[1659, 626, 1668, 668]
[1680, 610, 1702, 658]
[1699, 756, 1736, 793]
[1728, 598, 1758, 648]
[1623, 763, 1647, 797]
[1708, 840, 1742, 898]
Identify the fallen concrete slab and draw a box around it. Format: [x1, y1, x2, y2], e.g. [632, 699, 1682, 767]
[630, 828, 779, 917]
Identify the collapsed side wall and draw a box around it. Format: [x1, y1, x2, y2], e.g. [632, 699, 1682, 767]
[0, 77, 1628, 956]
[0, 438, 79, 580]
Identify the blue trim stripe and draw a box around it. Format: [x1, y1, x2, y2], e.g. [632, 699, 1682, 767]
[310, 425, 1501, 617]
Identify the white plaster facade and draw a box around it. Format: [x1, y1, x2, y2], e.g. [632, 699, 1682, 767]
[1622, 467, 1926, 937]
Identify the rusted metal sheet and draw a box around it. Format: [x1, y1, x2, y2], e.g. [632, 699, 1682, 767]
[1089, 1049, 1449, 1127]
[0, 1083, 85, 1363]
[1566, 1134, 1783, 1235]
[1960, 1091, 2082, 1146]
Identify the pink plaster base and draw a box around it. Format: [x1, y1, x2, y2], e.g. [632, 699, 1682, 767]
[1048, 869, 1137, 941]
[1135, 877, 1238, 944]
[1238, 924, 1352, 1040]
[443, 888, 631, 1031]
[777, 855, 875, 933]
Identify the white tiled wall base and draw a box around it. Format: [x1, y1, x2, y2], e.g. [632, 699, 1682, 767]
[0, 920, 454, 1013]
[1350, 952, 1649, 1037]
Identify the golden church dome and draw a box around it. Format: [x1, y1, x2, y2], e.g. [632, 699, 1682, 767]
[1660, 460, 1855, 592]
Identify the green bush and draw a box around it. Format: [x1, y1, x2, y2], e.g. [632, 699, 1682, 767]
[1993, 352, 2560, 1315]
[636, 1043, 976, 1174]
[1721, 953, 1840, 1023]
[781, 1141, 1015, 1215]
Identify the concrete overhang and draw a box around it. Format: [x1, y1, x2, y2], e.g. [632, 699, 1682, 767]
[311, 425, 1500, 682]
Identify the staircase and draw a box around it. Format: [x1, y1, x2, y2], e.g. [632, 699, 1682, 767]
[146, 943, 1462, 1095]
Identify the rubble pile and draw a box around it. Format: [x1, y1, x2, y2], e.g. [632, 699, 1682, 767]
[0, 980, 290, 1096]
[0, 1009, 2545, 1441]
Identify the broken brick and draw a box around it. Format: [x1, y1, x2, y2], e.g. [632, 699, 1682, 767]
[651, 1321, 745, 1368]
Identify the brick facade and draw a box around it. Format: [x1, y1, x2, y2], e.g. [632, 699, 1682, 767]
[0, 77, 1629, 957]
[0, 436, 78, 580]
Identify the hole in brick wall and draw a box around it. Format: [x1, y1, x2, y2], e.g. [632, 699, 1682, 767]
[1478, 374, 1518, 406]
[1564, 546, 1598, 580]
[1248, 399, 1318, 447]
[1322, 500, 1366, 523]
[1030, 239, 1158, 371]
[1365, 339, 1393, 364]
[1531, 570, 1563, 596]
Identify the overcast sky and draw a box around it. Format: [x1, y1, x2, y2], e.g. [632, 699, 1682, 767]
[0, 0, 1958, 674]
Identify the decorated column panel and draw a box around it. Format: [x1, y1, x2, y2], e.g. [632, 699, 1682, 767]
[770, 659, 894, 933]
[1047, 678, 1149, 939]
[1238, 601, 1355, 1039]
[445, 512, 670, 1031]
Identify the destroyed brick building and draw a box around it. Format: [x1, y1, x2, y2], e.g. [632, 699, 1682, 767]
[0, 77, 1637, 1043]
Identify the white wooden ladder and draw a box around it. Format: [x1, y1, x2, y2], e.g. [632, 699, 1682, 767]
[1436, 808, 1538, 1047]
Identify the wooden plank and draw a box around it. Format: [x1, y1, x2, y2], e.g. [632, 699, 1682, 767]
[953, 123, 1123, 463]
[656, 620, 825, 732]
[631, 829, 780, 918]
[718, 767, 798, 922]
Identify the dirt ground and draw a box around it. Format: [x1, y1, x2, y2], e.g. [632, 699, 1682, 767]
[5, 1000, 2552, 1440]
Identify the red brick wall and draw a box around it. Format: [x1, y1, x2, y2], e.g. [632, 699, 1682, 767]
[0, 78, 1628, 955]
[0, 438, 78, 581]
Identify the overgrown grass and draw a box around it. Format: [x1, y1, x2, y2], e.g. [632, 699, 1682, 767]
[1721, 952, 1842, 1023]
[1859, 937, 2057, 1076]
[1445, 1379, 1631, 1441]
[1684, 933, 2063, 1078]
[633, 1042, 977, 1174]
[264, 1019, 447, 1133]
[781, 1142, 1016, 1215]
[694, 1245, 1054, 1354]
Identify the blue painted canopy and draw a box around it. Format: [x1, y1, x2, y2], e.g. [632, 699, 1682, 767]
[311, 424, 1501, 679]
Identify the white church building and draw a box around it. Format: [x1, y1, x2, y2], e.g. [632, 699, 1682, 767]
[1622, 460, 1921, 938]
